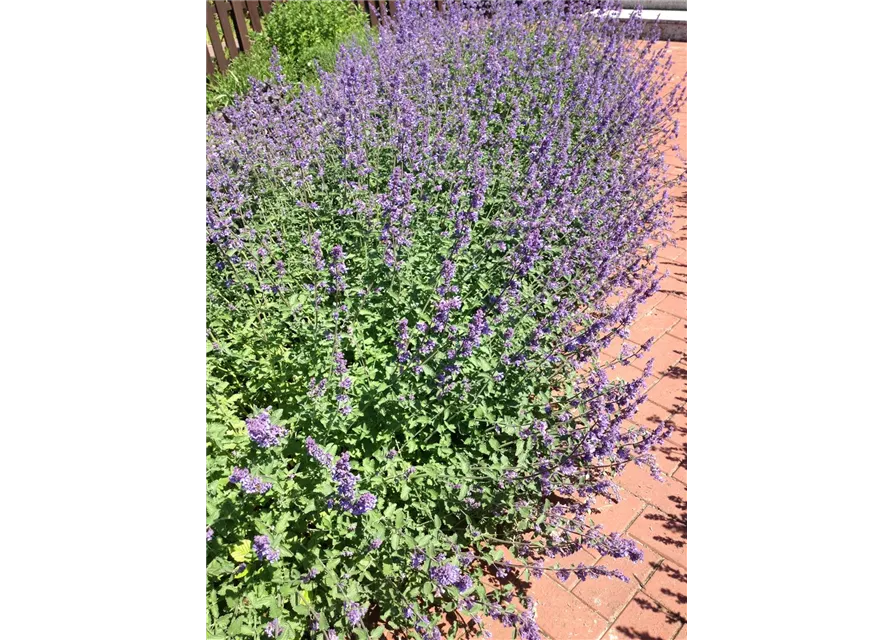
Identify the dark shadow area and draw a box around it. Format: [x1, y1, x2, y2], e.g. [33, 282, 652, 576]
[612, 595, 685, 639]
[672, 193, 687, 205]
[660, 281, 686, 297]
[662, 364, 686, 381]
[659, 585, 687, 609]
[643, 516, 686, 549]
[657, 251, 686, 273]
[654, 441, 685, 466]
[656, 564, 686, 589]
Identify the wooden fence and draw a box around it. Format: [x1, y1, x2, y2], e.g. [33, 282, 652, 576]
[207, 1, 444, 78]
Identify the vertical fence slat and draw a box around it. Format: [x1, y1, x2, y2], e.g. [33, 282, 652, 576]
[366, 0, 379, 28]
[231, 2, 253, 53]
[207, 3, 229, 73]
[214, 1, 240, 59]
[377, 0, 388, 23]
[389, 0, 398, 20]
[260, 0, 273, 15]
[246, 1, 263, 31]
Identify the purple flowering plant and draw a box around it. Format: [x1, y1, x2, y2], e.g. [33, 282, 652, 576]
[206, 2, 684, 639]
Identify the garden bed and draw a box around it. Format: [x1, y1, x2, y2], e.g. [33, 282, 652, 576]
[206, 2, 685, 639]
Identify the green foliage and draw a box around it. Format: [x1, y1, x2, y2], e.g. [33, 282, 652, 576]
[262, 0, 369, 75]
[207, 31, 278, 113]
[206, 0, 370, 112]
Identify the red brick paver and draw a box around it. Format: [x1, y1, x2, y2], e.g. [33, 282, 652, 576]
[644, 560, 687, 618]
[572, 545, 662, 620]
[530, 576, 612, 639]
[533, 41, 687, 639]
[605, 594, 684, 640]
[627, 506, 687, 568]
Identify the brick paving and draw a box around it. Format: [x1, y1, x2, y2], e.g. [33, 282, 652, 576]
[531, 41, 688, 640]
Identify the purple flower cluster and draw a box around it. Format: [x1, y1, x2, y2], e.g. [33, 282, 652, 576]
[329, 245, 347, 292]
[245, 408, 287, 448]
[332, 452, 358, 504]
[344, 600, 366, 627]
[395, 318, 411, 364]
[487, 602, 542, 640]
[308, 376, 327, 399]
[459, 309, 493, 358]
[595, 532, 645, 562]
[429, 563, 461, 587]
[229, 467, 272, 494]
[428, 561, 474, 593]
[252, 535, 279, 563]
[206, 526, 214, 542]
[410, 550, 426, 569]
[264, 619, 283, 638]
[305, 438, 378, 515]
[351, 492, 377, 515]
[305, 436, 334, 466]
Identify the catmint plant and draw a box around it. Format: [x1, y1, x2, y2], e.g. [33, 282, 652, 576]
[206, 1, 684, 638]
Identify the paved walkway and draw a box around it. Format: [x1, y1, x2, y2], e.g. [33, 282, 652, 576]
[525, 41, 688, 640]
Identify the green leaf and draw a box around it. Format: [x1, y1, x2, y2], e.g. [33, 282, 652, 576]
[515, 438, 526, 457]
[229, 539, 252, 563]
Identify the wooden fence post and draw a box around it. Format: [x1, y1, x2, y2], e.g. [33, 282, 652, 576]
[230, 2, 253, 54]
[206, 3, 229, 74]
[246, 1, 263, 31]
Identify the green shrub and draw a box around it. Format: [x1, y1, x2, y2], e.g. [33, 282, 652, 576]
[262, 0, 369, 76]
[206, 0, 370, 113]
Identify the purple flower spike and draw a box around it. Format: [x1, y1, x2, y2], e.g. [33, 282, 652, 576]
[252, 535, 280, 563]
[264, 618, 283, 637]
[245, 408, 287, 448]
